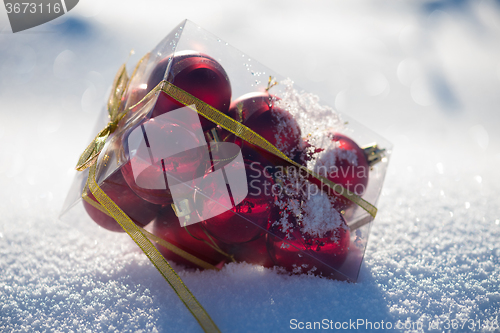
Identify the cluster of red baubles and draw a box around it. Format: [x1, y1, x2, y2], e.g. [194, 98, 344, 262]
[83, 52, 371, 277]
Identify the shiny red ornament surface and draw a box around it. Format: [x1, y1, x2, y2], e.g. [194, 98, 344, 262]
[318, 132, 369, 211]
[227, 92, 277, 124]
[232, 234, 274, 268]
[222, 92, 275, 163]
[267, 208, 350, 276]
[152, 206, 230, 269]
[147, 51, 232, 131]
[198, 160, 275, 244]
[121, 118, 206, 205]
[243, 104, 302, 161]
[83, 170, 161, 232]
[222, 92, 302, 163]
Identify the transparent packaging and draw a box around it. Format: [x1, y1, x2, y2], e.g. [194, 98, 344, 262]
[61, 20, 392, 282]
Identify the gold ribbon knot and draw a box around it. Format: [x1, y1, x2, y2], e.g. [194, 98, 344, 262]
[76, 64, 129, 171]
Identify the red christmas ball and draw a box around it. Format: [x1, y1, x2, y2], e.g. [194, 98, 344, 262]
[147, 51, 232, 131]
[222, 92, 276, 161]
[242, 102, 302, 161]
[221, 92, 303, 165]
[232, 234, 275, 268]
[227, 92, 278, 124]
[267, 208, 350, 276]
[197, 159, 275, 244]
[315, 132, 369, 211]
[152, 206, 230, 269]
[82, 170, 161, 232]
[121, 117, 207, 205]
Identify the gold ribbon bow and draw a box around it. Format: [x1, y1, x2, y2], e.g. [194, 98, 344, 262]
[75, 64, 129, 171]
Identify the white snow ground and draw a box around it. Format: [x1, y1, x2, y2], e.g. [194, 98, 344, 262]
[1, 1, 500, 332]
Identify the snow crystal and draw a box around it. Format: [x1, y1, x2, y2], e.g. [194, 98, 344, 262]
[276, 79, 344, 139]
[271, 106, 302, 158]
[314, 144, 359, 177]
[301, 193, 346, 239]
[271, 170, 346, 238]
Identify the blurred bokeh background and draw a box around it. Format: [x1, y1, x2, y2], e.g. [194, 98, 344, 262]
[1, 1, 499, 332]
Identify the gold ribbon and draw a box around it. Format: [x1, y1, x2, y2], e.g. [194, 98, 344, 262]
[86, 163, 220, 333]
[76, 64, 129, 171]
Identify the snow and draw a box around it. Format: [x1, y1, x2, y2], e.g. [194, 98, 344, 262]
[1, 0, 500, 332]
[315, 147, 359, 173]
[276, 79, 345, 151]
[301, 193, 345, 239]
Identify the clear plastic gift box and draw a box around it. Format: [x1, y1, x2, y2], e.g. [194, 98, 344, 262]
[61, 19, 392, 283]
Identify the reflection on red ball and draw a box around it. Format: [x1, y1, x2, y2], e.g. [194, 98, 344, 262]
[227, 92, 277, 124]
[152, 206, 229, 269]
[267, 208, 350, 276]
[82, 170, 161, 232]
[316, 132, 369, 211]
[147, 51, 232, 131]
[197, 160, 275, 244]
[121, 118, 206, 205]
[222, 92, 303, 164]
[243, 103, 302, 161]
